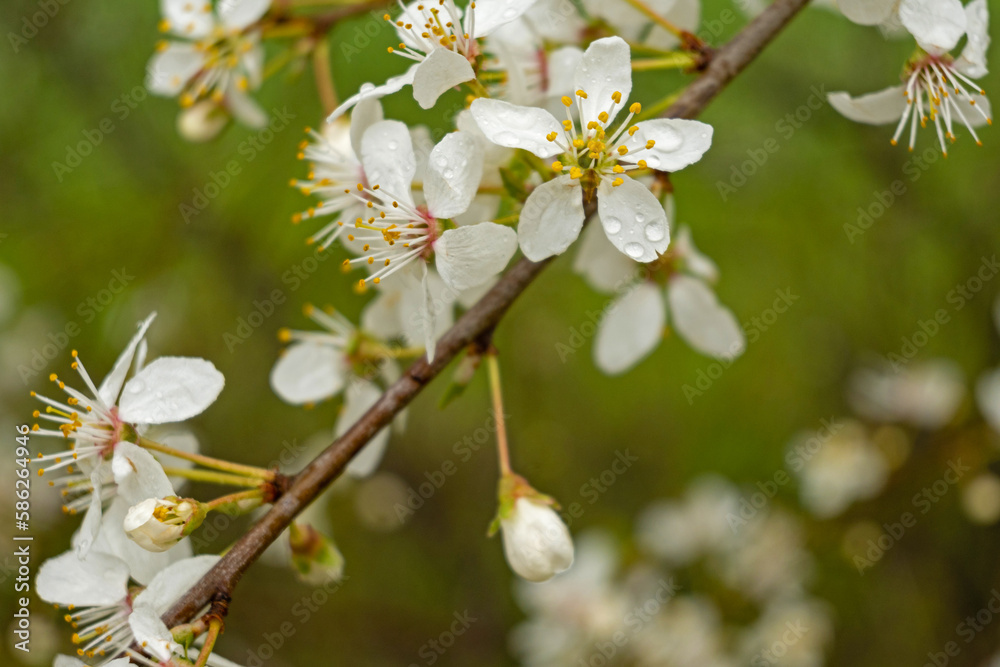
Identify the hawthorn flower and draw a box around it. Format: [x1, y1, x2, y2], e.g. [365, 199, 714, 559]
[146, 0, 271, 129]
[582, 0, 701, 50]
[470, 36, 713, 262]
[829, 0, 992, 154]
[329, 0, 540, 115]
[836, 0, 901, 26]
[847, 358, 965, 428]
[584, 219, 744, 374]
[124, 496, 208, 553]
[501, 497, 575, 582]
[29, 314, 224, 554]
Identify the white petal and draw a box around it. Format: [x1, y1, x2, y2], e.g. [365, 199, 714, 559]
[129, 607, 179, 662]
[270, 342, 347, 404]
[112, 441, 175, 505]
[420, 263, 438, 361]
[899, 0, 967, 52]
[178, 100, 228, 142]
[618, 119, 713, 172]
[327, 66, 418, 123]
[119, 357, 225, 424]
[470, 0, 539, 35]
[425, 131, 484, 218]
[37, 550, 129, 607]
[218, 0, 271, 31]
[596, 176, 670, 263]
[361, 289, 405, 340]
[74, 471, 105, 558]
[225, 88, 267, 128]
[518, 175, 585, 260]
[349, 99, 384, 158]
[977, 368, 1000, 433]
[361, 120, 417, 207]
[838, 0, 898, 25]
[161, 0, 215, 39]
[593, 283, 665, 375]
[827, 86, 907, 125]
[133, 554, 221, 614]
[469, 98, 564, 158]
[954, 93, 992, 128]
[146, 44, 203, 96]
[644, 0, 701, 50]
[574, 36, 632, 126]
[675, 225, 719, 283]
[97, 497, 193, 585]
[957, 0, 990, 78]
[573, 218, 638, 293]
[667, 276, 745, 359]
[413, 49, 476, 109]
[546, 46, 583, 98]
[337, 380, 391, 478]
[435, 222, 518, 291]
[99, 313, 156, 407]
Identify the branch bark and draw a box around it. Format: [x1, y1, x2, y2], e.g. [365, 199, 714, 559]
[161, 0, 813, 630]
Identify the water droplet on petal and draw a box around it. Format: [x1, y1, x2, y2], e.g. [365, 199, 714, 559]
[387, 141, 399, 150]
[129, 380, 145, 394]
[644, 223, 665, 242]
[635, 213, 645, 224]
[604, 217, 622, 234]
[624, 242, 645, 259]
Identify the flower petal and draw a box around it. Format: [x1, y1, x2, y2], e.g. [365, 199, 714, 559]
[146, 44, 203, 96]
[469, 0, 539, 35]
[957, 0, 990, 78]
[132, 554, 221, 614]
[413, 48, 476, 109]
[899, 0, 968, 53]
[270, 342, 347, 405]
[574, 36, 632, 126]
[74, 471, 105, 558]
[977, 368, 1000, 433]
[594, 282, 665, 375]
[37, 549, 129, 607]
[518, 175, 585, 260]
[112, 441, 176, 505]
[827, 86, 907, 125]
[349, 98, 384, 158]
[667, 275, 745, 359]
[337, 380, 391, 478]
[596, 176, 670, 263]
[573, 218, 637, 294]
[96, 497, 193, 585]
[618, 119, 713, 172]
[425, 131, 484, 219]
[99, 313, 156, 407]
[469, 98, 564, 158]
[161, 0, 215, 39]
[361, 120, 417, 207]
[675, 225, 719, 283]
[435, 222, 518, 291]
[129, 607, 180, 662]
[225, 88, 268, 128]
[327, 66, 418, 123]
[119, 357, 225, 424]
[837, 0, 898, 25]
[218, 0, 271, 31]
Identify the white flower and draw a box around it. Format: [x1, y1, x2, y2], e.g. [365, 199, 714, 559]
[501, 497, 575, 582]
[583, 0, 700, 50]
[471, 36, 713, 263]
[177, 100, 230, 142]
[737, 599, 833, 667]
[588, 222, 743, 374]
[847, 358, 965, 428]
[961, 472, 1000, 524]
[829, 0, 992, 154]
[124, 496, 207, 553]
[336, 120, 518, 358]
[146, 0, 271, 129]
[29, 313, 224, 555]
[270, 305, 360, 405]
[329, 0, 540, 116]
[836, 0, 900, 26]
[790, 421, 889, 518]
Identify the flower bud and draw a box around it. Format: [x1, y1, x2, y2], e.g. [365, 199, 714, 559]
[500, 497, 574, 582]
[123, 497, 207, 553]
[288, 522, 345, 585]
[177, 101, 228, 142]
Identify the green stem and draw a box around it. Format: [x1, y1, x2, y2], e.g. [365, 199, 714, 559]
[140, 437, 275, 481]
[205, 489, 265, 514]
[632, 54, 698, 71]
[193, 618, 223, 667]
[621, 0, 687, 39]
[486, 353, 512, 476]
[161, 467, 266, 489]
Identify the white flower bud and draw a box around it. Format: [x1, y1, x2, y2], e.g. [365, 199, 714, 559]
[177, 101, 228, 142]
[500, 497, 574, 582]
[123, 497, 206, 553]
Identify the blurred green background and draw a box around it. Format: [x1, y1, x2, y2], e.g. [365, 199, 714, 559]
[2, 0, 1000, 665]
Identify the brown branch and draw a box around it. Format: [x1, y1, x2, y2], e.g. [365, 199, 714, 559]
[161, 0, 812, 630]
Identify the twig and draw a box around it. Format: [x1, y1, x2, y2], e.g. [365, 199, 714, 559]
[161, 0, 813, 630]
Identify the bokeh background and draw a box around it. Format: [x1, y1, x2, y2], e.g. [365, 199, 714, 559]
[3, 0, 1000, 665]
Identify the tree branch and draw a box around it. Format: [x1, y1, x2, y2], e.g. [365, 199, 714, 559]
[161, 0, 812, 630]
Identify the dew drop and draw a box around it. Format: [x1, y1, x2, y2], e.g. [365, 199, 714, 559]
[644, 155, 661, 168]
[644, 222, 665, 242]
[624, 242, 645, 259]
[387, 140, 399, 150]
[635, 213, 645, 224]
[443, 168, 454, 179]
[604, 216, 622, 234]
[128, 380, 145, 394]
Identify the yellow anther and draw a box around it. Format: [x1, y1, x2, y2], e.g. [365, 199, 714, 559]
[612, 165, 624, 173]
[561, 96, 573, 107]
[617, 146, 629, 155]
[576, 89, 588, 99]
[630, 102, 641, 114]
[546, 131, 558, 142]
[598, 111, 609, 123]
[562, 120, 573, 131]
[628, 125, 639, 136]
[612, 91, 622, 104]
[637, 159, 647, 169]
[551, 161, 563, 171]
[645, 140, 656, 149]
[569, 167, 583, 180]
[278, 328, 292, 343]
[612, 178, 624, 187]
